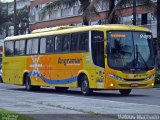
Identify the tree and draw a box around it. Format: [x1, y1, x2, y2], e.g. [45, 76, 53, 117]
[41, 0, 156, 25]
[41, 0, 99, 25]
[16, 6, 30, 35]
[0, 2, 11, 35]
[107, 0, 156, 24]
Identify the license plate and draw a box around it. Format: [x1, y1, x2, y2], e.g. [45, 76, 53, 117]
[130, 83, 139, 87]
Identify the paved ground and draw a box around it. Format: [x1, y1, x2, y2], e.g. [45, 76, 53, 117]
[0, 83, 160, 120]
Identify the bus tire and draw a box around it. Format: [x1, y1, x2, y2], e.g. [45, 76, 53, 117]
[25, 76, 40, 91]
[55, 87, 69, 91]
[80, 75, 93, 96]
[25, 75, 34, 91]
[119, 89, 132, 96]
[0, 77, 3, 83]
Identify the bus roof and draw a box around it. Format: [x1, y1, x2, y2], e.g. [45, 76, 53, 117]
[4, 24, 151, 41]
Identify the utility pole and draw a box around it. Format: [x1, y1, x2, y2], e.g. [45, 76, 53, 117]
[5, 2, 8, 37]
[14, 0, 17, 35]
[132, 0, 136, 25]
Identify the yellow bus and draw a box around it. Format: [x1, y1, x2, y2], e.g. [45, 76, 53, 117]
[2, 25, 156, 95]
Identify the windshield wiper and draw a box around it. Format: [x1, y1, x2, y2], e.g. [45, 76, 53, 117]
[135, 45, 149, 70]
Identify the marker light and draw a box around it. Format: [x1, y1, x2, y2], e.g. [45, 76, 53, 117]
[110, 84, 114, 87]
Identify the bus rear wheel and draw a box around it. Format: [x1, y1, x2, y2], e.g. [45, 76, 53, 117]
[0, 77, 3, 83]
[55, 87, 69, 91]
[25, 76, 40, 91]
[119, 89, 132, 96]
[80, 75, 93, 96]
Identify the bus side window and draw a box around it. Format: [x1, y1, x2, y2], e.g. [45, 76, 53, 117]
[70, 33, 79, 52]
[62, 34, 70, 52]
[15, 40, 25, 55]
[55, 35, 63, 53]
[4, 41, 14, 56]
[46, 36, 54, 53]
[19, 40, 25, 55]
[26, 38, 39, 55]
[40, 38, 47, 54]
[15, 41, 20, 55]
[79, 32, 89, 52]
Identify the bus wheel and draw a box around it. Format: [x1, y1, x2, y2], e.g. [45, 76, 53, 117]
[0, 77, 3, 83]
[25, 76, 40, 91]
[80, 75, 93, 96]
[25, 76, 33, 91]
[55, 87, 69, 91]
[119, 89, 132, 96]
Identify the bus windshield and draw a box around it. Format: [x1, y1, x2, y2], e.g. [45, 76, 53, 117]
[107, 31, 155, 70]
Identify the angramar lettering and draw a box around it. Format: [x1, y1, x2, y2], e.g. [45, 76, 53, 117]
[58, 57, 82, 66]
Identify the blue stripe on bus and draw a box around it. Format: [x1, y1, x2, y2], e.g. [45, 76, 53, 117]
[28, 72, 77, 85]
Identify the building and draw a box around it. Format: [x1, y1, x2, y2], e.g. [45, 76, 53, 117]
[30, 0, 157, 38]
[30, 0, 109, 30]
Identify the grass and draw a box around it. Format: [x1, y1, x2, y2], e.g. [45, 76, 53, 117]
[0, 109, 34, 120]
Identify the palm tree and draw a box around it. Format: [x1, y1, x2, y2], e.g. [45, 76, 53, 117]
[41, 0, 97, 25]
[108, 0, 156, 24]
[41, 0, 156, 25]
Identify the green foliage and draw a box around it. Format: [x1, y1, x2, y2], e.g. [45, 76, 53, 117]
[0, 109, 34, 120]
[41, 0, 99, 25]
[108, 0, 156, 24]
[41, 0, 157, 25]
[16, 6, 30, 35]
[41, 0, 79, 19]
[0, 2, 11, 35]
[0, 1, 30, 36]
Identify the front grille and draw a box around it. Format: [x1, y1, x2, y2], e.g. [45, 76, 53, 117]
[124, 79, 145, 82]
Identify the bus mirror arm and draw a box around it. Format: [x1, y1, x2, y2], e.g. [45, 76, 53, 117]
[106, 43, 110, 55]
[154, 39, 157, 56]
[154, 49, 157, 56]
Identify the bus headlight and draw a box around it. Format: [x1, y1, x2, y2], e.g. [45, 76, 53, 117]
[144, 75, 155, 81]
[108, 74, 124, 81]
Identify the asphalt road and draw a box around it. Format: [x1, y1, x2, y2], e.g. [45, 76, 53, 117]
[1, 83, 160, 106]
[0, 83, 160, 120]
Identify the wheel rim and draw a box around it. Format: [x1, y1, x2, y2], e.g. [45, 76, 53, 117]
[81, 80, 88, 94]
